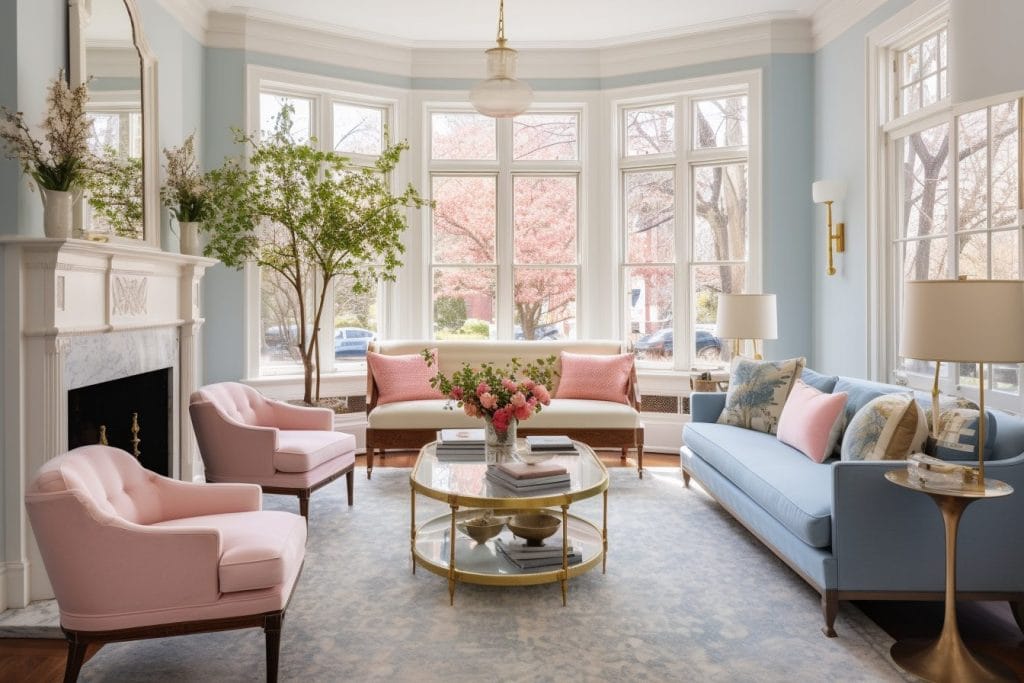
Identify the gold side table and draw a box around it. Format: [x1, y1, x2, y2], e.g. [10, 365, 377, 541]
[884, 469, 1015, 683]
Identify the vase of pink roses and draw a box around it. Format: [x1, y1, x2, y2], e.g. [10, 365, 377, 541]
[424, 352, 557, 463]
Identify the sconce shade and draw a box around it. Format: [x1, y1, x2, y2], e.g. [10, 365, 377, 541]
[716, 294, 778, 341]
[812, 180, 847, 204]
[900, 280, 1024, 363]
[470, 46, 533, 118]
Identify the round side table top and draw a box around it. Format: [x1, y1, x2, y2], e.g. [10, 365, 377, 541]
[885, 468, 1013, 499]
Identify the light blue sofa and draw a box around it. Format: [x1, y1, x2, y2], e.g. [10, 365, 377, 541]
[680, 374, 1024, 637]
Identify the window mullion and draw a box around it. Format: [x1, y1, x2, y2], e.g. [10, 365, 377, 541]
[677, 95, 692, 371]
[496, 118, 515, 340]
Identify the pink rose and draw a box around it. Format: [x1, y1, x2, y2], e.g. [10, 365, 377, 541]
[513, 403, 533, 421]
[531, 384, 551, 405]
[479, 392, 498, 410]
[492, 407, 511, 432]
[522, 379, 536, 391]
[450, 386, 463, 400]
[463, 402, 478, 417]
[476, 382, 490, 396]
[511, 391, 527, 407]
[501, 378, 518, 392]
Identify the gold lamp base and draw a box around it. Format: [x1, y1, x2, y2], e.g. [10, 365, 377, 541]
[891, 636, 1016, 683]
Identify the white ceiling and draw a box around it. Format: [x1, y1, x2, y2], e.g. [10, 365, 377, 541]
[200, 0, 826, 47]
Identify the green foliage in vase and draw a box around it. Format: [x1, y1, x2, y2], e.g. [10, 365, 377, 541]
[0, 70, 92, 192]
[160, 132, 210, 223]
[205, 106, 431, 403]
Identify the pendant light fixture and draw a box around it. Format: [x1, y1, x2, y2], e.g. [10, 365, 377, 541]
[470, 0, 533, 118]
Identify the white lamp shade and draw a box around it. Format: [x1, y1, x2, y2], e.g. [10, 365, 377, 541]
[470, 46, 533, 118]
[812, 180, 846, 204]
[716, 294, 778, 340]
[900, 280, 1024, 363]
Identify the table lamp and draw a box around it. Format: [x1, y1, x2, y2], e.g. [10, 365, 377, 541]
[900, 279, 1024, 483]
[716, 294, 778, 360]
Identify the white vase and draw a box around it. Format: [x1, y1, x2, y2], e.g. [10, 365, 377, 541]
[179, 221, 201, 256]
[484, 417, 518, 464]
[40, 188, 74, 238]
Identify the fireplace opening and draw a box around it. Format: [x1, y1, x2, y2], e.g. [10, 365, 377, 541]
[68, 368, 173, 476]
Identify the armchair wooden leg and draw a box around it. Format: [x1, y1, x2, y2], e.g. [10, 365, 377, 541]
[63, 631, 88, 683]
[346, 469, 354, 506]
[264, 612, 283, 683]
[821, 590, 838, 638]
[620, 447, 628, 463]
[636, 444, 644, 479]
[298, 492, 310, 519]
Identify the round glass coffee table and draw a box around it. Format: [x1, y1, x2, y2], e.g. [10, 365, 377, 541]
[410, 439, 609, 605]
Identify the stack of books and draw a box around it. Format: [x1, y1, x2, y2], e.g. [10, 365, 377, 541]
[525, 435, 578, 456]
[435, 428, 486, 460]
[485, 461, 571, 492]
[495, 537, 583, 569]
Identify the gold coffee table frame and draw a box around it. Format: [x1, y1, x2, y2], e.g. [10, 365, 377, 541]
[410, 440, 609, 606]
[884, 469, 1015, 683]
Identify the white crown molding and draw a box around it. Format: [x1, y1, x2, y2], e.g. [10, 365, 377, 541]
[156, 0, 208, 44]
[201, 11, 813, 82]
[811, 0, 890, 50]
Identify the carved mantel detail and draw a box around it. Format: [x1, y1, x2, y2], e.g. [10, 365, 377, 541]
[112, 275, 148, 316]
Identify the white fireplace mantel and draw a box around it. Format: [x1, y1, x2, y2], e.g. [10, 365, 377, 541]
[0, 237, 216, 609]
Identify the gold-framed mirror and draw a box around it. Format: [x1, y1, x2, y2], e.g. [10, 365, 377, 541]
[69, 0, 159, 248]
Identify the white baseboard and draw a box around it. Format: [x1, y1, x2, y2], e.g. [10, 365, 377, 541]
[1, 562, 29, 610]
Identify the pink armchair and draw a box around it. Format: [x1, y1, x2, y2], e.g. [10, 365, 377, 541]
[25, 445, 306, 682]
[190, 382, 356, 518]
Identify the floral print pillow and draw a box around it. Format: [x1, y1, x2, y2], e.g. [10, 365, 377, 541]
[840, 393, 928, 461]
[717, 357, 806, 434]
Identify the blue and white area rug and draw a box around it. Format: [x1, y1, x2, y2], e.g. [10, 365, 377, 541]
[3, 468, 910, 681]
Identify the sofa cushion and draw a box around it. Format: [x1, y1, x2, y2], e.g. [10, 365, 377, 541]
[153, 510, 306, 593]
[840, 393, 928, 461]
[717, 356, 805, 435]
[684, 422, 833, 548]
[777, 379, 848, 463]
[556, 351, 632, 404]
[367, 349, 444, 405]
[275, 431, 357, 473]
[368, 398, 640, 430]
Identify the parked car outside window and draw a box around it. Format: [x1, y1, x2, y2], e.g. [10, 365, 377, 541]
[634, 328, 722, 361]
[334, 327, 375, 358]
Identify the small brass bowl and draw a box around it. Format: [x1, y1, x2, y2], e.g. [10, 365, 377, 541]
[457, 515, 508, 544]
[508, 513, 561, 547]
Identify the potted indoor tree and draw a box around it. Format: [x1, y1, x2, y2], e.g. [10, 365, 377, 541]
[0, 70, 92, 238]
[204, 106, 430, 404]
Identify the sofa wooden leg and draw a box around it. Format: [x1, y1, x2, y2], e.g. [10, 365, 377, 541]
[346, 470, 354, 506]
[1010, 601, 1024, 634]
[620, 447, 628, 463]
[63, 631, 88, 683]
[264, 612, 283, 683]
[636, 444, 644, 479]
[682, 471, 691, 488]
[298, 492, 309, 519]
[821, 591, 839, 638]
[366, 448, 375, 479]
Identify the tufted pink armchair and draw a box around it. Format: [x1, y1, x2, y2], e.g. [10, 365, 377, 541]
[189, 382, 356, 519]
[25, 445, 306, 682]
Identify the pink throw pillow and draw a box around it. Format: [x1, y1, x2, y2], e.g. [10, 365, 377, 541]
[367, 349, 444, 405]
[776, 379, 848, 463]
[555, 352, 633, 404]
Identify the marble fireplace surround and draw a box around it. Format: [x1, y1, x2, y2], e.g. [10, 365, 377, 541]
[0, 237, 216, 609]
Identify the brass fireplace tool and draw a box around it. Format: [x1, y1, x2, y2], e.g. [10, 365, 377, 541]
[130, 412, 141, 458]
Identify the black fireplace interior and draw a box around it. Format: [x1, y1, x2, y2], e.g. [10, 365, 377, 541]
[68, 368, 173, 476]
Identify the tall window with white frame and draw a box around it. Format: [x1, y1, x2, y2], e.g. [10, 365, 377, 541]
[257, 89, 389, 377]
[885, 24, 1023, 409]
[620, 92, 750, 368]
[429, 110, 581, 340]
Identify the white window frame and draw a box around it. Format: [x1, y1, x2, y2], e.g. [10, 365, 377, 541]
[243, 65, 409, 389]
[424, 104, 585, 341]
[868, 0, 1024, 412]
[609, 71, 763, 372]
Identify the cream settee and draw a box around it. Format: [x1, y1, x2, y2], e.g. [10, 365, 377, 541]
[365, 340, 644, 477]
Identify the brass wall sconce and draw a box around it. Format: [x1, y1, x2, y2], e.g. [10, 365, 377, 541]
[812, 180, 846, 275]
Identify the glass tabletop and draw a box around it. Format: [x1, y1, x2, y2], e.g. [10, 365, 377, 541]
[411, 439, 609, 505]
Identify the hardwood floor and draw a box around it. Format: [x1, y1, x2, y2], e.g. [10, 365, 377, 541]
[3, 451, 1021, 680]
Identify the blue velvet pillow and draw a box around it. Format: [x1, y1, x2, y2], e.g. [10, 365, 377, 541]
[800, 368, 839, 394]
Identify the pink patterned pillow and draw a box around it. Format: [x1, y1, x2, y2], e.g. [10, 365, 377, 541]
[555, 352, 633, 404]
[367, 349, 444, 405]
[776, 379, 848, 463]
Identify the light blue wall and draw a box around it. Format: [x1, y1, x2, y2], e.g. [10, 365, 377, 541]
[812, 0, 911, 377]
[0, 4, 18, 234]
[198, 49, 816, 380]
